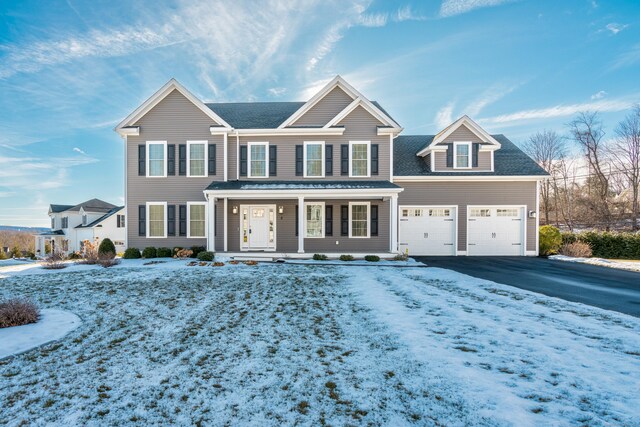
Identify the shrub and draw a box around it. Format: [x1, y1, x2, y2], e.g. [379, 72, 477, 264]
[559, 241, 593, 258]
[78, 239, 99, 264]
[42, 252, 66, 270]
[156, 247, 173, 258]
[190, 246, 206, 258]
[0, 299, 40, 328]
[67, 252, 82, 260]
[0, 250, 6, 260]
[539, 225, 562, 256]
[312, 254, 328, 261]
[197, 251, 215, 261]
[123, 248, 141, 259]
[25, 252, 36, 260]
[97, 254, 121, 268]
[175, 248, 193, 259]
[98, 238, 116, 259]
[560, 231, 640, 259]
[364, 255, 380, 262]
[142, 247, 157, 259]
[339, 254, 354, 262]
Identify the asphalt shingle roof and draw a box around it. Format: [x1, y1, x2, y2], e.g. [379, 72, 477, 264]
[49, 204, 74, 213]
[393, 134, 548, 176]
[75, 206, 124, 229]
[206, 180, 401, 191]
[67, 198, 118, 213]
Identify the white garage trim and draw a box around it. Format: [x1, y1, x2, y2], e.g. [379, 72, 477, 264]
[466, 205, 526, 256]
[398, 205, 458, 256]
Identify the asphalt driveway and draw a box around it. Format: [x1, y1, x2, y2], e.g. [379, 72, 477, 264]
[415, 256, 640, 317]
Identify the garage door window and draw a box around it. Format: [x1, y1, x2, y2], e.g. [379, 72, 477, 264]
[497, 208, 519, 217]
[429, 208, 450, 217]
[470, 208, 491, 217]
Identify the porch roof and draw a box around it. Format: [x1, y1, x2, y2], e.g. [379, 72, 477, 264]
[205, 180, 401, 191]
[36, 230, 65, 236]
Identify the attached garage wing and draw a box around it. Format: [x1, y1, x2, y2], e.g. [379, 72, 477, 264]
[467, 206, 525, 256]
[398, 206, 456, 256]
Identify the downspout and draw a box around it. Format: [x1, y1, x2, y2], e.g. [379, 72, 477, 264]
[236, 131, 240, 180]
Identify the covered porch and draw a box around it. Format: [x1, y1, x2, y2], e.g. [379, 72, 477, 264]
[34, 230, 67, 258]
[203, 181, 403, 256]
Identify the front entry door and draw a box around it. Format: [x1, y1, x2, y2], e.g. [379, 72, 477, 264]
[241, 205, 276, 251]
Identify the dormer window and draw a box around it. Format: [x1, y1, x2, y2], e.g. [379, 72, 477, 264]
[454, 141, 471, 169]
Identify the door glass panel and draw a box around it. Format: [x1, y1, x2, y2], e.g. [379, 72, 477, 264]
[497, 208, 519, 217]
[429, 208, 450, 217]
[470, 208, 491, 217]
[242, 208, 248, 243]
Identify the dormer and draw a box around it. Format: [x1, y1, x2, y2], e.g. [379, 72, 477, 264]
[416, 116, 500, 172]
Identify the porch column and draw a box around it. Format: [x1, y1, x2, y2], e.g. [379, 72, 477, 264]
[223, 198, 228, 252]
[390, 194, 398, 253]
[298, 196, 304, 253]
[207, 196, 216, 252]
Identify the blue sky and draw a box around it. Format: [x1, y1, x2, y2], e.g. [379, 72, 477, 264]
[1, 0, 639, 226]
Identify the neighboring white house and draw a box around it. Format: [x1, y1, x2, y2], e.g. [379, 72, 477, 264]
[34, 199, 126, 257]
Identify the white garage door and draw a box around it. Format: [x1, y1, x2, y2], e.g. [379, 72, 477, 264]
[399, 206, 456, 256]
[467, 206, 524, 256]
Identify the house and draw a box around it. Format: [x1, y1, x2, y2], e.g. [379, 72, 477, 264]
[34, 199, 125, 257]
[115, 76, 547, 257]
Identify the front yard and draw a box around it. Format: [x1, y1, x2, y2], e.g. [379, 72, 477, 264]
[1, 260, 639, 425]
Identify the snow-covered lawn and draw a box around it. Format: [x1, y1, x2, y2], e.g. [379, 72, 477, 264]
[550, 254, 640, 273]
[1, 260, 639, 425]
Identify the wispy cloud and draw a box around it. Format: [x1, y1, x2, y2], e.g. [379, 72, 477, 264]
[439, 0, 514, 18]
[605, 23, 628, 35]
[435, 102, 455, 128]
[610, 44, 640, 70]
[268, 87, 287, 97]
[394, 5, 427, 22]
[479, 98, 635, 125]
[465, 83, 520, 116]
[591, 90, 607, 100]
[73, 147, 87, 155]
[0, 154, 98, 191]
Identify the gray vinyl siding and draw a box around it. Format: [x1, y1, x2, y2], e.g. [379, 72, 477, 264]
[224, 199, 389, 253]
[436, 125, 483, 144]
[290, 86, 353, 127]
[398, 181, 537, 252]
[126, 89, 223, 249]
[238, 106, 389, 180]
[434, 150, 492, 171]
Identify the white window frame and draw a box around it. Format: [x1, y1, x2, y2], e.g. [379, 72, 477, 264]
[303, 141, 325, 178]
[453, 141, 472, 169]
[349, 141, 371, 178]
[304, 202, 325, 238]
[187, 140, 208, 177]
[348, 201, 370, 239]
[146, 140, 168, 178]
[146, 202, 167, 239]
[187, 202, 208, 238]
[247, 141, 269, 178]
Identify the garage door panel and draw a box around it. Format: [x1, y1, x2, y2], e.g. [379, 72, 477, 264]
[467, 207, 524, 256]
[399, 206, 456, 256]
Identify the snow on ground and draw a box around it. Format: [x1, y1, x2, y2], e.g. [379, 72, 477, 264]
[0, 309, 81, 359]
[0, 260, 639, 425]
[0, 259, 36, 268]
[550, 254, 640, 273]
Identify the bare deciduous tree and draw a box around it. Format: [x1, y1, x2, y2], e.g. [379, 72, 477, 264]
[523, 130, 566, 224]
[610, 104, 640, 230]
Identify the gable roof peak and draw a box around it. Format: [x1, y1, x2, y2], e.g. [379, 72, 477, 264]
[417, 115, 501, 157]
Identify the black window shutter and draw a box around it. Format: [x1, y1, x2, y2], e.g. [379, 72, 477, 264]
[325, 205, 333, 236]
[371, 144, 379, 175]
[269, 145, 277, 176]
[138, 145, 145, 176]
[209, 144, 216, 175]
[446, 143, 453, 168]
[325, 145, 333, 176]
[341, 205, 348, 236]
[340, 144, 349, 176]
[167, 205, 176, 236]
[214, 205, 216, 237]
[295, 145, 303, 176]
[179, 205, 187, 236]
[138, 205, 146, 236]
[472, 143, 480, 167]
[167, 144, 175, 176]
[240, 146, 248, 177]
[371, 205, 378, 236]
[295, 205, 299, 236]
[179, 144, 187, 175]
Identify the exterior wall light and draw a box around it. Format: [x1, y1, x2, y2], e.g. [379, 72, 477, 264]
[232, 206, 238, 215]
[278, 206, 284, 214]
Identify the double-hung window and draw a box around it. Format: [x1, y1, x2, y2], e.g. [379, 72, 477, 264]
[350, 141, 370, 177]
[117, 215, 125, 228]
[188, 202, 207, 238]
[304, 141, 324, 177]
[187, 141, 207, 177]
[305, 202, 324, 238]
[349, 202, 370, 238]
[147, 141, 167, 177]
[454, 141, 471, 169]
[146, 202, 167, 238]
[248, 142, 268, 178]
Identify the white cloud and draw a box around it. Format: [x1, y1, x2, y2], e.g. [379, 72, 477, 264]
[605, 23, 628, 35]
[268, 87, 287, 97]
[435, 102, 455, 128]
[73, 147, 87, 155]
[610, 44, 640, 70]
[394, 5, 426, 22]
[0, 154, 98, 191]
[479, 98, 635, 125]
[591, 90, 607, 100]
[358, 13, 388, 27]
[465, 83, 519, 116]
[439, 0, 514, 17]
